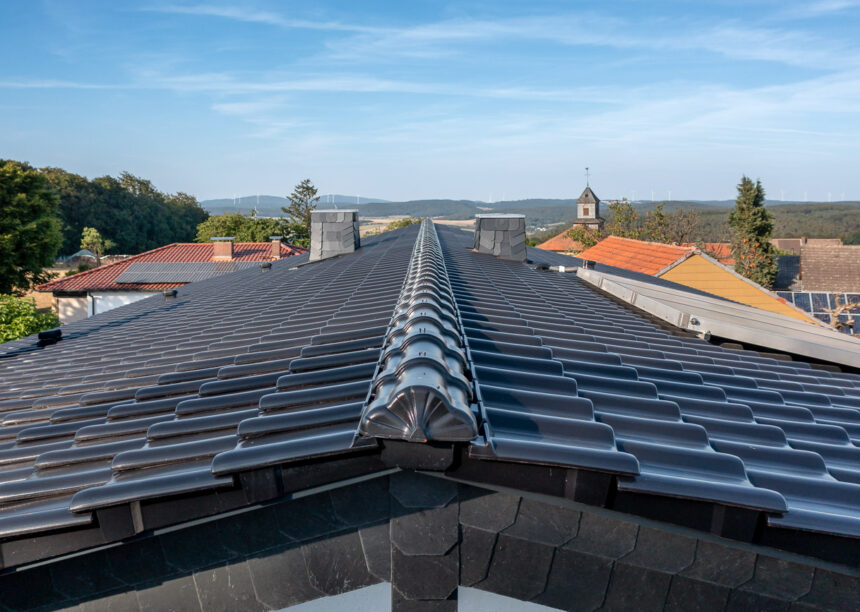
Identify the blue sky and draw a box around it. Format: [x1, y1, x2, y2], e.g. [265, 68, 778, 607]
[2, 1, 859, 202]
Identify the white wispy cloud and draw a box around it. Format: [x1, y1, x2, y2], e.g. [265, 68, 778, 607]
[328, 15, 860, 70]
[143, 4, 385, 33]
[140, 4, 860, 70]
[777, 0, 860, 19]
[0, 79, 121, 89]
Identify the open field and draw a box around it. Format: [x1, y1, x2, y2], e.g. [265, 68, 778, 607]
[359, 216, 476, 237]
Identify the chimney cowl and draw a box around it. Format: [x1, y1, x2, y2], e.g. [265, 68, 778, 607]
[473, 214, 526, 262]
[211, 236, 235, 261]
[309, 210, 360, 262]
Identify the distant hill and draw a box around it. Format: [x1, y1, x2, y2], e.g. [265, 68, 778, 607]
[200, 194, 389, 216]
[199, 195, 859, 243]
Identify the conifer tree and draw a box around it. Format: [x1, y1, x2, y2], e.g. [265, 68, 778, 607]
[729, 176, 778, 288]
[281, 179, 320, 245]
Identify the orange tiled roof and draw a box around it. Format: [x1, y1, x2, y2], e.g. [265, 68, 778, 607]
[577, 236, 693, 275]
[536, 231, 583, 253]
[37, 242, 306, 293]
[681, 242, 734, 266]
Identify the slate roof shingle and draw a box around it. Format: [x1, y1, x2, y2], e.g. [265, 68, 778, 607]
[0, 221, 859, 570]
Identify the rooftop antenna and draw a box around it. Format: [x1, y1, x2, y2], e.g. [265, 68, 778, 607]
[585, 167, 590, 187]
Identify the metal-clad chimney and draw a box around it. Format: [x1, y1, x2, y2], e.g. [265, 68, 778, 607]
[211, 237, 234, 261]
[269, 235, 282, 260]
[473, 214, 526, 262]
[309, 209, 360, 262]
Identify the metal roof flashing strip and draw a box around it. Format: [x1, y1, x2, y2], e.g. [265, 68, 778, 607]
[358, 220, 479, 443]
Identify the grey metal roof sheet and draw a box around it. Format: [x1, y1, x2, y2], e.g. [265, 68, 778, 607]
[0, 222, 858, 570]
[575, 267, 860, 369]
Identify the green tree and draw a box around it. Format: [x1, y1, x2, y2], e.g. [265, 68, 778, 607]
[729, 176, 778, 288]
[282, 179, 319, 244]
[41, 167, 208, 255]
[0, 294, 60, 343]
[195, 213, 288, 243]
[566, 226, 605, 250]
[643, 202, 670, 243]
[80, 227, 116, 266]
[0, 160, 63, 294]
[605, 199, 642, 239]
[665, 207, 702, 244]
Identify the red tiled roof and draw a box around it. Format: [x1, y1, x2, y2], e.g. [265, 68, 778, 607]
[536, 231, 583, 253]
[577, 236, 693, 275]
[682, 242, 734, 266]
[37, 242, 306, 293]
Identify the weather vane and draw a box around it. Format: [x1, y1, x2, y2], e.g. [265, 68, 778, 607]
[585, 167, 590, 187]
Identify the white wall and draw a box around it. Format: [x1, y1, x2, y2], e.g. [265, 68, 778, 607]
[89, 291, 158, 316]
[57, 296, 88, 324]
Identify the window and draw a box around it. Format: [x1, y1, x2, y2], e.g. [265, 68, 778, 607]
[583, 206, 590, 217]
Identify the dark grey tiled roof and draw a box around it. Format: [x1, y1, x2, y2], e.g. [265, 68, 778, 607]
[0, 221, 858, 570]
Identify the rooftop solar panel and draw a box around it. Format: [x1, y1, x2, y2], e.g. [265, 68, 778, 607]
[114, 261, 260, 284]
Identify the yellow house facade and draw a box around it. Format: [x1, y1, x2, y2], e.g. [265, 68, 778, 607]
[658, 253, 815, 322]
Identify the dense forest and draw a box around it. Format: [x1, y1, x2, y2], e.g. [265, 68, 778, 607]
[42, 168, 209, 255]
[527, 202, 860, 245]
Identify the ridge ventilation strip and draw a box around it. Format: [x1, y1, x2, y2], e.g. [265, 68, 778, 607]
[358, 219, 479, 443]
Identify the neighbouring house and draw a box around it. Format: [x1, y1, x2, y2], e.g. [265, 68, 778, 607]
[0, 216, 858, 610]
[771, 237, 843, 254]
[535, 230, 582, 254]
[775, 244, 859, 293]
[773, 245, 860, 333]
[681, 242, 734, 266]
[37, 237, 305, 323]
[570, 235, 819, 323]
[798, 245, 860, 293]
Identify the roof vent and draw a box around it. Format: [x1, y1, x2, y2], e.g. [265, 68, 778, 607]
[37, 328, 62, 346]
[260, 262, 272, 271]
[162, 289, 178, 300]
[474, 214, 526, 262]
[309, 210, 360, 262]
[211, 237, 234, 261]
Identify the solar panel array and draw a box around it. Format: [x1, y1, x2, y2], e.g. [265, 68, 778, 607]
[114, 261, 262, 284]
[777, 291, 860, 333]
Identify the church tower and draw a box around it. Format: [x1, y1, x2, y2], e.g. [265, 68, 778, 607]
[573, 186, 604, 231]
